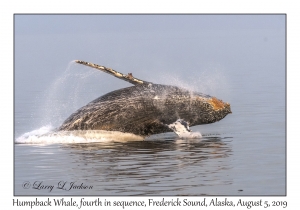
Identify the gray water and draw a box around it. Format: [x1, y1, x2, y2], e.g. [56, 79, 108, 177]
[14, 14, 285, 196]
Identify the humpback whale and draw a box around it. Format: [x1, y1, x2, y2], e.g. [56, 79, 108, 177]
[58, 60, 232, 137]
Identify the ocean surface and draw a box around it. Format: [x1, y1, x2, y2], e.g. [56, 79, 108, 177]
[14, 15, 285, 196]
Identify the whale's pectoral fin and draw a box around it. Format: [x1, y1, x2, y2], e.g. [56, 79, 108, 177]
[168, 119, 191, 136]
[75, 60, 151, 86]
[168, 119, 202, 138]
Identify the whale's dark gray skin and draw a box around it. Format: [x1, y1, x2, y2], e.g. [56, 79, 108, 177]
[58, 60, 232, 137]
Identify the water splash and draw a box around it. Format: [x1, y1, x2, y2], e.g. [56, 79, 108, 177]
[15, 126, 144, 144]
[15, 125, 54, 144]
[15, 126, 204, 144]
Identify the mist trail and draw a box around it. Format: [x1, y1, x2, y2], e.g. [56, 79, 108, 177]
[38, 61, 98, 128]
[156, 65, 230, 100]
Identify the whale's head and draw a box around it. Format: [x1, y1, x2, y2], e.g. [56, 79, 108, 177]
[189, 94, 232, 126]
[207, 97, 232, 115]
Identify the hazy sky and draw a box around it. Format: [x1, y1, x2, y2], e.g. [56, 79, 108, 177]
[15, 14, 285, 86]
[15, 15, 284, 35]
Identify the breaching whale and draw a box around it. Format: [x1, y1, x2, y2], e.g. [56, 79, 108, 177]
[58, 60, 232, 137]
